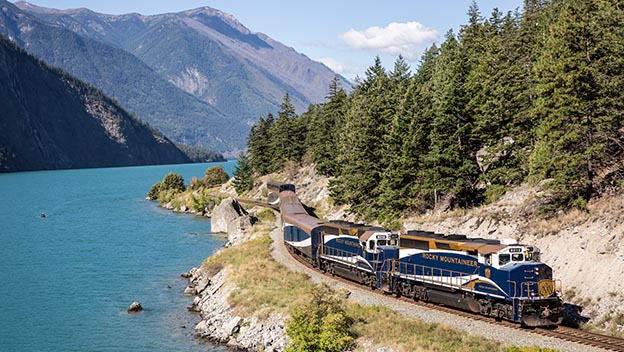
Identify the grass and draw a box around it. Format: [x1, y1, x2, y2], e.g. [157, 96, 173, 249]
[201, 225, 314, 318]
[349, 304, 502, 352]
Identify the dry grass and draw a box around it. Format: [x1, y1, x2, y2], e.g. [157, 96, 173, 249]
[201, 229, 314, 318]
[524, 208, 590, 237]
[348, 305, 557, 352]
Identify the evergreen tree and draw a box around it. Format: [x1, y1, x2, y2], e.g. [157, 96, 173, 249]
[271, 93, 304, 170]
[330, 57, 393, 219]
[529, 0, 623, 209]
[424, 30, 479, 207]
[378, 46, 438, 219]
[308, 76, 348, 176]
[247, 113, 275, 175]
[232, 152, 254, 194]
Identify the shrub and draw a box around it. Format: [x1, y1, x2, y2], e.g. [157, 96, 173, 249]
[286, 283, 354, 352]
[484, 184, 509, 204]
[189, 176, 207, 190]
[256, 208, 276, 223]
[147, 181, 162, 200]
[190, 193, 208, 213]
[204, 166, 230, 187]
[161, 172, 185, 192]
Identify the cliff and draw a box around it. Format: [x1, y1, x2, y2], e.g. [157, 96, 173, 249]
[0, 34, 191, 173]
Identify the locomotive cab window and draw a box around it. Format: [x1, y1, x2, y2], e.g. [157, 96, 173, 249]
[369, 240, 376, 251]
[499, 254, 510, 266]
[377, 240, 387, 246]
[512, 253, 524, 262]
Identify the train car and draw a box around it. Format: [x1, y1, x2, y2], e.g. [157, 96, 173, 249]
[277, 184, 399, 287]
[316, 221, 399, 287]
[389, 230, 564, 327]
[279, 186, 325, 261]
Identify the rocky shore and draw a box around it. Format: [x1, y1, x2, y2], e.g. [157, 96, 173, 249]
[183, 197, 289, 351]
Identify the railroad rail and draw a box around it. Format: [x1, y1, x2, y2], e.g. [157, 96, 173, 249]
[285, 243, 624, 352]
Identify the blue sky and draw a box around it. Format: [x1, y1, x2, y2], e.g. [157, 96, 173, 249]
[17, 0, 524, 80]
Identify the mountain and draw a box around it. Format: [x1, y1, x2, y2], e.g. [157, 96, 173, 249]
[0, 0, 247, 152]
[14, 2, 352, 134]
[0, 34, 192, 172]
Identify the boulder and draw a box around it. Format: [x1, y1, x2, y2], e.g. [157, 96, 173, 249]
[211, 198, 248, 233]
[127, 301, 143, 313]
[223, 316, 242, 336]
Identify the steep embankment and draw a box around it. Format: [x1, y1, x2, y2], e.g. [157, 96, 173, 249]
[0, 34, 190, 172]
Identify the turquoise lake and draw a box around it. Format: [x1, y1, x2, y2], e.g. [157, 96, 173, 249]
[0, 162, 235, 351]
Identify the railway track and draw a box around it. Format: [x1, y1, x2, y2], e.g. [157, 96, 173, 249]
[286, 246, 624, 352]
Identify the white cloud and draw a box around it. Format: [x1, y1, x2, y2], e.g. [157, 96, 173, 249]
[318, 57, 345, 74]
[339, 22, 439, 60]
[317, 57, 364, 81]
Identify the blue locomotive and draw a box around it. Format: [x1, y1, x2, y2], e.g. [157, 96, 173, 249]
[273, 182, 563, 327]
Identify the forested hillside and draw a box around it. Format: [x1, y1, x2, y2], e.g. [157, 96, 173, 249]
[247, 0, 624, 223]
[0, 34, 191, 172]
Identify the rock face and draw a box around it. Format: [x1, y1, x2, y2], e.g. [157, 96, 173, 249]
[211, 198, 256, 244]
[127, 301, 143, 313]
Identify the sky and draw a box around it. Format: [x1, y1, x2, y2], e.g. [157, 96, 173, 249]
[16, 0, 525, 80]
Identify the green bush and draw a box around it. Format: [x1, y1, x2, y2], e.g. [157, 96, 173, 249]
[161, 172, 185, 192]
[204, 166, 230, 187]
[286, 283, 354, 352]
[190, 193, 207, 213]
[147, 181, 162, 200]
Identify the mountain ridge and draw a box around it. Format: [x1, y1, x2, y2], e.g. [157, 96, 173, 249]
[1, 0, 248, 152]
[0, 33, 192, 172]
[14, 1, 352, 136]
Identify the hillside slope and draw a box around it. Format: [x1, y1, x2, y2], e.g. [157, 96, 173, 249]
[0, 0, 246, 152]
[15, 1, 352, 123]
[0, 34, 191, 172]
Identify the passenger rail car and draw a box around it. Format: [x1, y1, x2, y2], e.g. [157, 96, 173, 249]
[272, 183, 564, 327]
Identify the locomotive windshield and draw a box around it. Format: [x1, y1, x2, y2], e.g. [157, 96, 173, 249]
[496, 245, 542, 266]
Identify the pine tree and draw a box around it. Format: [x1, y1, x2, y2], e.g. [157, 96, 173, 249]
[330, 57, 392, 218]
[378, 46, 438, 219]
[309, 76, 348, 176]
[232, 152, 254, 194]
[529, 0, 623, 209]
[271, 93, 304, 170]
[424, 30, 479, 207]
[247, 113, 275, 175]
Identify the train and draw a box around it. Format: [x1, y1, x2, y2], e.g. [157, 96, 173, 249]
[270, 182, 564, 327]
